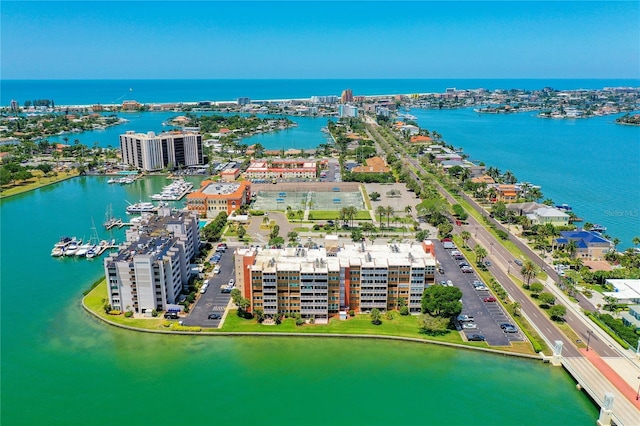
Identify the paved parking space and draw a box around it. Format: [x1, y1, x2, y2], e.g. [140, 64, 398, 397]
[182, 246, 235, 327]
[432, 239, 524, 346]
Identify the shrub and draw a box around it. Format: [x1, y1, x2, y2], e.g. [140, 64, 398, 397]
[124, 311, 133, 318]
[313, 224, 321, 231]
[249, 210, 265, 216]
[108, 310, 122, 316]
[295, 317, 305, 326]
[400, 306, 409, 316]
[349, 310, 355, 317]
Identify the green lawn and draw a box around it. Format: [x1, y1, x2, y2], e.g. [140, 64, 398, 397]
[223, 310, 465, 343]
[309, 211, 371, 220]
[1, 171, 79, 199]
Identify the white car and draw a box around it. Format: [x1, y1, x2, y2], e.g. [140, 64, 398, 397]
[462, 323, 477, 330]
[228, 278, 235, 287]
[213, 265, 221, 274]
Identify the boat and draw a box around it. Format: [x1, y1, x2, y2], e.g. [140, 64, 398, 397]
[51, 236, 73, 256]
[591, 224, 607, 233]
[75, 242, 93, 257]
[126, 202, 158, 214]
[85, 245, 98, 259]
[149, 179, 194, 201]
[107, 178, 117, 184]
[555, 203, 572, 211]
[63, 238, 82, 256]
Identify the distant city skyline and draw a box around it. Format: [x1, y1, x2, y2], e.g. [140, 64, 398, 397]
[2, 1, 639, 80]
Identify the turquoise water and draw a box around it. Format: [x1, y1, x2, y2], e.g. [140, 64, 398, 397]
[2, 78, 639, 106]
[409, 108, 640, 249]
[43, 111, 331, 151]
[0, 177, 598, 425]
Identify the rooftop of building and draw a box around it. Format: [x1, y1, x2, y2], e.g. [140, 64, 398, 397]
[246, 242, 436, 273]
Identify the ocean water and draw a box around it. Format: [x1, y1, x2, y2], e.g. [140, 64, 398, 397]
[0, 177, 598, 425]
[408, 107, 640, 249]
[2, 78, 639, 106]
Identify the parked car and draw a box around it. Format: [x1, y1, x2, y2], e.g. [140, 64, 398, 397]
[467, 334, 485, 341]
[462, 323, 477, 330]
[213, 265, 221, 274]
[502, 325, 518, 333]
[164, 312, 179, 319]
[221, 287, 232, 293]
[462, 266, 474, 273]
[446, 280, 453, 287]
[200, 284, 208, 294]
[228, 278, 235, 287]
[483, 297, 497, 302]
[208, 313, 222, 320]
[457, 314, 474, 322]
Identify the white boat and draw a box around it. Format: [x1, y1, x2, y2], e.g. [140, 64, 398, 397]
[64, 238, 82, 256]
[126, 202, 158, 214]
[75, 242, 94, 257]
[85, 245, 98, 259]
[51, 236, 73, 256]
[150, 179, 194, 201]
[591, 224, 607, 233]
[107, 178, 117, 184]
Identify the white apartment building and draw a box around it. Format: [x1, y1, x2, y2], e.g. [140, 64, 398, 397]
[236, 241, 437, 320]
[105, 208, 200, 313]
[120, 130, 203, 171]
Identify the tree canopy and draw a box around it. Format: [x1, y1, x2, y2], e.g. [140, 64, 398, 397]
[421, 285, 462, 319]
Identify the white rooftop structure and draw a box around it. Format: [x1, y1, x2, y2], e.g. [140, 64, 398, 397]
[603, 279, 640, 304]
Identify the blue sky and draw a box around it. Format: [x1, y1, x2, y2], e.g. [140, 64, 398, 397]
[2, 1, 639, 79]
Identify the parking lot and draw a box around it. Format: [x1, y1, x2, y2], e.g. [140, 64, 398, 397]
[433, 239, 524, 346]
[182, 244, 235, 327]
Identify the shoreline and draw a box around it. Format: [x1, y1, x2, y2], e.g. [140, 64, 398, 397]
[81, 279, 541, 361]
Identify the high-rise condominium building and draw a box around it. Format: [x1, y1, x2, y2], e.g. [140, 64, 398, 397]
[119, 130, 203, 172]
[236, 241, 437, 321]
[104, 208, 200, 314]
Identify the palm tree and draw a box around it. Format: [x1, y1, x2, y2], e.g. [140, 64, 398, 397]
[460, 231, 471, 248]
[385, 206, 394, 230]
[404, 205, 412, 217]
[346, 205, 358, 228]
[511, 301, 521, 317]
[474, 246, 488, 264]
[520, 260, 538, 288]
[612, 238, 620, 253]
[566, 240, 578, 258]
[376, 205, 386, 232]
[632, 236, 640, 249]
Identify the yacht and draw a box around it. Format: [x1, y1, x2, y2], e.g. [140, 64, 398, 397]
[64, 238, 82, 256]
[51, 236, 73, 257]
[75, 241, 94, 257]
[126, 202, 158, 214]
[591, 224, 607, 233]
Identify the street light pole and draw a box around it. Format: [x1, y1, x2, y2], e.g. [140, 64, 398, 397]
[636, 376, 640, 400]
[508, 260, 512, 274]
[586, 330, 593, 351]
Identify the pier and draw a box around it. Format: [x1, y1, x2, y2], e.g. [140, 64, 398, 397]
[103, 219, 135, 230]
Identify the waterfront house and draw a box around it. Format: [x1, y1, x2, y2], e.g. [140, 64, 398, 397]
[621, 304, 640, 331]
[554, 230, 612, 260]
[603, 279, 640, 305]
[494, 184, 520, 203]
[527, 207, 570, 227]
